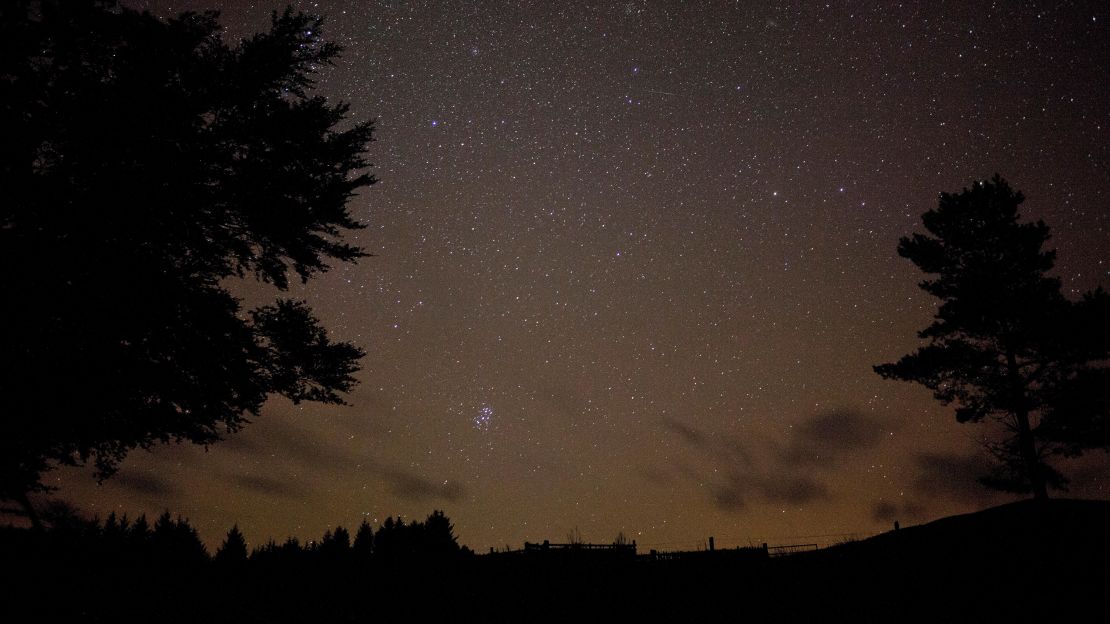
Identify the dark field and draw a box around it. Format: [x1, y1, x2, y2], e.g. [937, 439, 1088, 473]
[4, 499, 1107, 623]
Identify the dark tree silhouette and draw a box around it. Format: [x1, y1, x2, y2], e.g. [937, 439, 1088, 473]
[373, 516, 403, 560]
[215, 524, 248, 565]
[368, 511, 464, 559]
[152, 511, 208, 564]
[876, 176, 1110, 499]
[422, 510, 461, 555]
[319, 524, 351, 560]
[0, 1, 374, 524]
[250, 536, 307, 565]
[352, 519, 374, 559]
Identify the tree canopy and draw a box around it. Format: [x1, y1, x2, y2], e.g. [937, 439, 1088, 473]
[0, 1, 373, 521]
[215, 524, 249, 564]
[875, 176, 1109, 498]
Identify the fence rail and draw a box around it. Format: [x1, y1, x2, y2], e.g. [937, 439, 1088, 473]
[766, 543, 819, 557]
[523, 541, 637, 553]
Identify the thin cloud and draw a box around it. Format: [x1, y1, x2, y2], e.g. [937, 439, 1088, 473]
[757, 476, 829, 505]
[113, 471, 176, 497]
[871, 499, 927, 524]
[230, 473, 307, 499]
[661, 408, 885, 513]
[779, 409, 885, 467]
[216, 416, 463, 504]
[379, 466, 465, 503]
[712, 476, 747, 511]
[712, 474, 829, 512]
[661, 418, 708, 448]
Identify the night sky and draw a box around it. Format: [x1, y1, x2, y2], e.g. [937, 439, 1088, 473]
[55, 0, 1109, 552]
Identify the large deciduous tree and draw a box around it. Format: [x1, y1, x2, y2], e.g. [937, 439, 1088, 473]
[875, 175, 1109, 499]
[0, 1, 373, 525]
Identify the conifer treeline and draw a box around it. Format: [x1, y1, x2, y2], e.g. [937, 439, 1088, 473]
[5, 508, 469, 566]
[243, 510, 469, 565]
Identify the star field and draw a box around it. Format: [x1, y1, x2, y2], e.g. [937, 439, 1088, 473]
[55, 0, 1109, 552]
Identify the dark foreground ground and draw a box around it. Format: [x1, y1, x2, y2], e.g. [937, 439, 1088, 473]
[3, 499, 1108, 623]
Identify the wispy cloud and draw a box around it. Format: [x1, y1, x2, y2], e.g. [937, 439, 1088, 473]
[660, 408, 880, 512]
[871, 499, 926, 523]
[378, 466, 465, 503]
[112, 470, 176, 497]
[229, 473, 307, 499]
[218, 415, 465, 505]
[778, 409, 885, 468]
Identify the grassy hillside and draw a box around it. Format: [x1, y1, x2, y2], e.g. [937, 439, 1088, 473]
[767, 499, 1110, 622]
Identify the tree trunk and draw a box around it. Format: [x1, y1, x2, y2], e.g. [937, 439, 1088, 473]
[16, 490, 43, 531]
[1014, 407, 1048, 500]
[1007, 349, 1048, 500]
